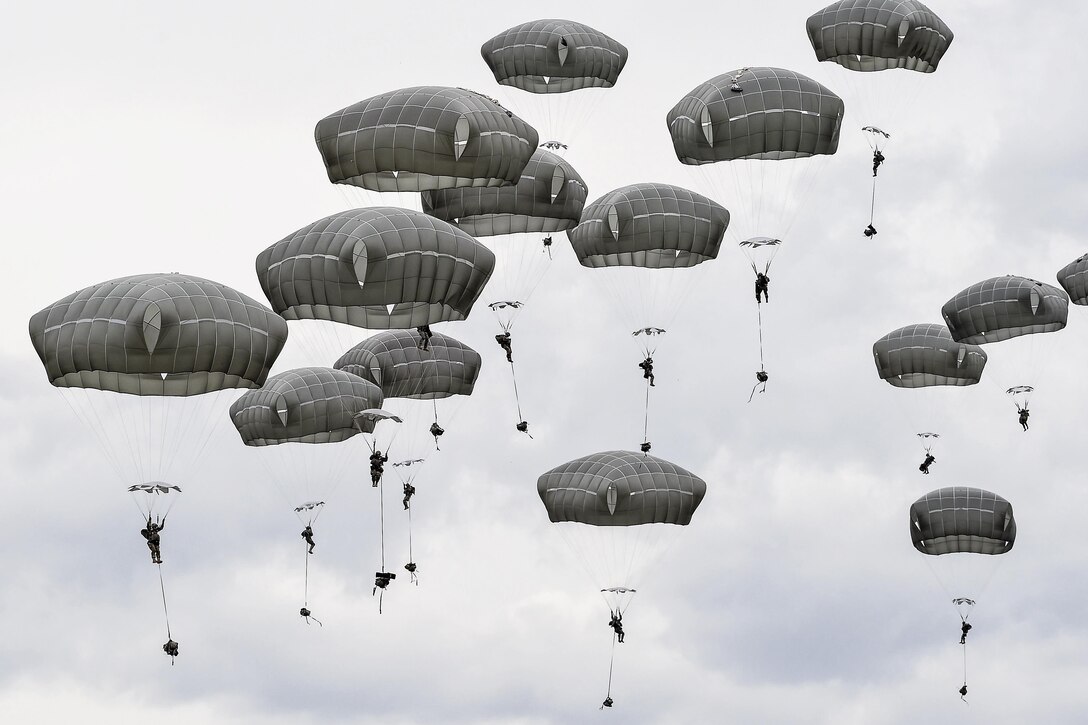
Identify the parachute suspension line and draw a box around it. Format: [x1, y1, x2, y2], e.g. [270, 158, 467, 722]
[60, 392, 125, 483]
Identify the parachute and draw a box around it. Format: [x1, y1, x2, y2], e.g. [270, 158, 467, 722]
[942, 276, 1068, 344]
[230, 367, 384, 447]
[481, 19, 628, 93]
[29, 272, 289, 655]
[480, 19, 628, 152]
[873, 323, 987, 459]
[911, 487, 1015, 556]
[335, 329, 482, 401]
[30, 273, 287, 396]
[315, 86, 539, 194]
[874, 323, 987, 388]
[1057, 254, 1088, 305]
[738, 237, 781, 276]
[256, 207, 496, 366]
[128, 483, 182, 522]
[806, 1, 954, 73]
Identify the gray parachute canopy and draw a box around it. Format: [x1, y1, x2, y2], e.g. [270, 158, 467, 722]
[566, 183, 728, 268]
[29, 273, 288, 396]
[806, 0, 954, 73]
[480, 19, 629, 94]
[910, 487, 1016, 556]
[256, 207, 496, 329]
[333, 329, 482, 400]
[229, 367, 384, 446]
[666, 67, 844, 164]
[421, 148, 588, 236]
[1057, 254, 1088, 305]
[537, 450, 707, 526]
[941, 275, 1069, 344]
[315, 86, 539, 192]
[873, 323, 987, 388]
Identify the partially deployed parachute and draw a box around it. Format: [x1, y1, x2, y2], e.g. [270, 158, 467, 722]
[942, 276, 1069, 344]
[315, 86, 538, 192]
[334, 330, 482, 400]
[874, 324, 987, 388]
[1057, 254, 1088, 305]
[256, 207, 496, 330]
[806, 0, 954, 73]
[481, 19, 628, 93]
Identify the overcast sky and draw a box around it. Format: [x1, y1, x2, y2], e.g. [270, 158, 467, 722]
[4, 1, 1088, 723]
